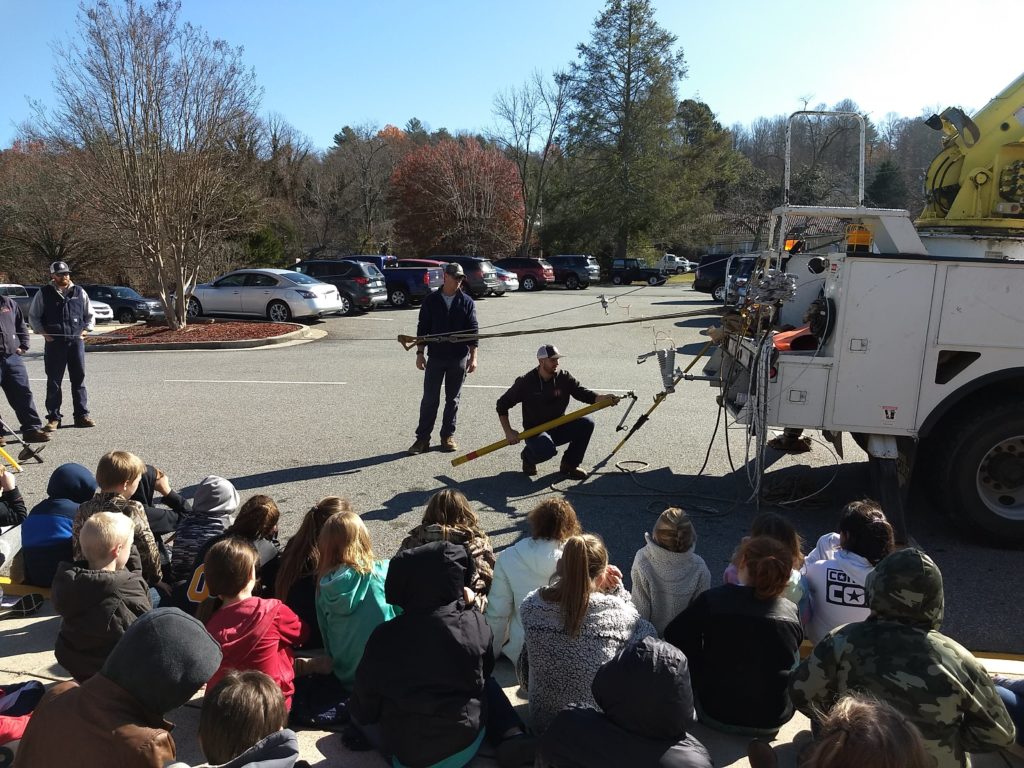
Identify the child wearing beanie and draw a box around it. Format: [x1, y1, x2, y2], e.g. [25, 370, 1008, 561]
[630, 507, 711, 635]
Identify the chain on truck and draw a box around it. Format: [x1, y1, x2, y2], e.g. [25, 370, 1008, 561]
[690, 72, 1024, 544]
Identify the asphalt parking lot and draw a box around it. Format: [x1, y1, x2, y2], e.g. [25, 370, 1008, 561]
[6, 282, 1022, 653]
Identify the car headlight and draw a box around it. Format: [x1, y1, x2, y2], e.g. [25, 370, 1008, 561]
[135, 301, 148, 308]
[295, 290, 317, 299]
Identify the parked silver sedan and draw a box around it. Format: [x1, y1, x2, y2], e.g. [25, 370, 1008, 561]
[187, 269, 344, 322]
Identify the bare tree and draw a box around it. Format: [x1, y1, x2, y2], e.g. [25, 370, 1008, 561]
[330, 124, 399, 252]
[492, 70, 570, 256]
[32, 0, 262, 327]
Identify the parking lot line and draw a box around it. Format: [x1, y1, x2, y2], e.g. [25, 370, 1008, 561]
[164, 379, 347, 385]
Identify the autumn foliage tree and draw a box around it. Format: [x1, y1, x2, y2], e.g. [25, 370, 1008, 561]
[390, 138, 523, 256]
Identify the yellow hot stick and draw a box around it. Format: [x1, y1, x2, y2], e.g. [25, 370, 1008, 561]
[451, 397, 621, 467]
[0, 446, 22, 473]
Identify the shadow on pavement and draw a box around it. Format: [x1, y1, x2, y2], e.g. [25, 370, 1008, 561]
[190, 452, 411, 493]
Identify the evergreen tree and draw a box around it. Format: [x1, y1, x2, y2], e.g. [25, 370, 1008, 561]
[566, 0, 686, 258]
[866, 158, 909, 209]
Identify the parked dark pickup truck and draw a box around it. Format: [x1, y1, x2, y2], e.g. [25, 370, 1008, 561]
[341, 255, 444, 307]
[609, 258, 666, 286]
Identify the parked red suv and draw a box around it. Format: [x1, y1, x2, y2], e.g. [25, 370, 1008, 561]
[492, 257, 554, 291]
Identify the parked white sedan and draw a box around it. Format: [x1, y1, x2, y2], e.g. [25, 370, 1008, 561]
[187, 269, 344, 322]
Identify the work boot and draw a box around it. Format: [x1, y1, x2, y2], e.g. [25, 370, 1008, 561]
[407, 437, 430, 455]
[44, 418, 60, 432]
[559, 464, 588, 481]
[23, 429, 51, 443]
[522, 458, 537, 477]
[440, 435, 458, 453]
[74, 416, 96, 428]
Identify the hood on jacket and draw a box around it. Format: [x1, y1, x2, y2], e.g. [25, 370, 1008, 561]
[217, 728, 299, 768]
[191, 475, 240, 515]
[211, 597, 277, 658]
[101, 607, 222, 715]
[866, 548, 944, 630]
[504, 537, 562, 582]
[592, 635, 694, 740]
[319, 562, 386, 616]
[46, 463, 97, 503]
[385, 541, 469, 613]
[51, 562, 142, 619]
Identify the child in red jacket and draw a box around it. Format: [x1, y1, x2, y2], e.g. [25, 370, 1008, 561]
[199, 536, 307, 708]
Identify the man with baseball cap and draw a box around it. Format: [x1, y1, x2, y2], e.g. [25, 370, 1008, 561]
[0, 287, 50, 444]
[496, 344, 617, 479]
[408, 261, 479, 455]
[28, 261, 96, 430]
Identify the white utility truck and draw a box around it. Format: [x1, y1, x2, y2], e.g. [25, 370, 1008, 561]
[697, 73, 1024, 543]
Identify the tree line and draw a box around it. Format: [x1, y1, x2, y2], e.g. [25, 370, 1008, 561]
[0, 0, 944, 327]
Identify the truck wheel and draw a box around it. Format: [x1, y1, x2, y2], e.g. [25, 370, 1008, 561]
[565, 275, 580, 290]
[939, 400, 1024, 542]
[389, 288, 409, 308]
[647, 275, 661, 286]
[712, 283, 726, 302]
[611, 275, 623, 285]
[117, 308, 136, 324]
[675, 267, 683, 275]
[522, 276, 537, 291]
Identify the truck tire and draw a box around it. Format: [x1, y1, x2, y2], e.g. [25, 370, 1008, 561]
[647, 275, 661, 286]
[611, 275, 623, 285]
[712, 283, 726, 302]
[937, 399, 1024, 542]
[389, 287, 410, 308]
[565, 274, 580, 290]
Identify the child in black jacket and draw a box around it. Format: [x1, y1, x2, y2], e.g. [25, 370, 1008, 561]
[349, 541, 533, 768]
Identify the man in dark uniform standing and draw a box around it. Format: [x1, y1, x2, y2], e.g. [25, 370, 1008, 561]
[408, 262, 479, 455]
[28, 261, 96, 430]
[496, 344, 617, 479]
[0, 293, 50, 444]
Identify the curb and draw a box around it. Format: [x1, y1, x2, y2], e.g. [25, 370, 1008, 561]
[84, 322, 314, 352]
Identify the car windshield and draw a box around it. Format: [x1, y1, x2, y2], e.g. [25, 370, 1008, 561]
[278, 271, 319, 285]
[112, 287, 144, 300]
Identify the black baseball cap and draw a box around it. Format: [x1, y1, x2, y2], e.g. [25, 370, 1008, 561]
[50, 261, 71, 275]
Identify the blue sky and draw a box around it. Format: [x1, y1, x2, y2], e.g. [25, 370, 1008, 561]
[2, 0, 1021, 151]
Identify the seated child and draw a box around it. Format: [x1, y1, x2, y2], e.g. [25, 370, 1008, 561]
[350, 541, 534, 768]
[749, 693, 933, 768]
[630, 507, 711, 635]
[15, 608, 222, 768]
[802, 499, 895, 642]
[177, 495, 282, 613]
[72, 451, 163, 586]
[274, 497, 349, 649]
[485, 497, 581, 664]
[316, 510, 396, 688]
[170, 475, 240, 582]
[723, 511, 805, 608]
[667, 536, 803, 735]
[0, 464, 26, 526]
[399, 488, 496, 606]
[201, 536, 307, 709]
[130, 463, 189, 570]
[196, 670, 303, 768]
[537, 636, 713, 768]
[52, 511, 151, 681]
[20, 462, 96, 588]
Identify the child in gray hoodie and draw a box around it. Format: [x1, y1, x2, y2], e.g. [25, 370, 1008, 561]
[169, 475, 240, 582]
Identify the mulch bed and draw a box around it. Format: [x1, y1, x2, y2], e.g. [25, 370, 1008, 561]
[85, 321, 297, 346]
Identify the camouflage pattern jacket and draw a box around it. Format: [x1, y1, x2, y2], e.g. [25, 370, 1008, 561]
[789, 548, 1015, 768]
[73, 493, 163, 586]
[398, 523, 496, 598]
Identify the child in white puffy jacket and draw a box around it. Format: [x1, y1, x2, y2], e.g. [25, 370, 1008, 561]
[484, 497, 581, 664]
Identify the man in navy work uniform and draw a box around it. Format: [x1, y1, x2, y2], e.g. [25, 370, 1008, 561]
[0, 292, 50, 444]
[496, 344, 617, 479]
[408, 262, 479, 455]
[28, 261, 96, 430]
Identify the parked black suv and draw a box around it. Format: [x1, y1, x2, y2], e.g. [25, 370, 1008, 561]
[292, 259, 387, 315]
[81, 285, 165, 324]
[609, 258, 665, 286]
[547, 254, 601, 289]
[692, 253, 733, 301]
[436, 255, 502, 298]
